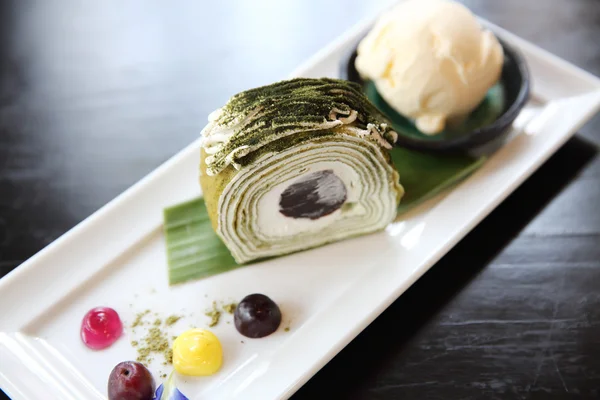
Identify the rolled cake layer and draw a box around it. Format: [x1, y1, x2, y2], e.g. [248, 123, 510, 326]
[199, 78, 404, 264]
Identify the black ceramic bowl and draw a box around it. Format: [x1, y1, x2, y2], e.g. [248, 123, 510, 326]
[340, 35, 531, 154]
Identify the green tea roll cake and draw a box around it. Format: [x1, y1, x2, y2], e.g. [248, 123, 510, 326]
[199, 78, 404, 264]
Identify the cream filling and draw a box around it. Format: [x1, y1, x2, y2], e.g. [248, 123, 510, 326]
[255, 161, 362, 239]
[216, 135, 398, 264]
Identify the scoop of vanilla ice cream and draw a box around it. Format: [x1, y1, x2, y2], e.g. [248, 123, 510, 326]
[355, 0, 504, 135]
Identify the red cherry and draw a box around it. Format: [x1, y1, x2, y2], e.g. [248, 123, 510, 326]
[108, 361, 155, 400]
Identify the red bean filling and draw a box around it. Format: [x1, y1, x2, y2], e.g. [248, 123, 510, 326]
[279, 170, 347, 220]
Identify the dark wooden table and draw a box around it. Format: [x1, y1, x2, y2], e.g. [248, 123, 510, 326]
[1, 0, 599, 398]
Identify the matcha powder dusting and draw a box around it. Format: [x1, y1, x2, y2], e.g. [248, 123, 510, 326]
[223, 303, 237, 315]
[165, 315, 182, 327]
[205, 302, 221, 327]
[130, 314, 176, 366]
[136, 326, 171, 365]
[132, 310, 150, 328]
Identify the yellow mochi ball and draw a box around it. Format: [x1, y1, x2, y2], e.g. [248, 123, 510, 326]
[172, 329, 223, 376]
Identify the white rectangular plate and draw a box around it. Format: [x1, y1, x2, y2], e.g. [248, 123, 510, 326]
[1, 11, 600, 400]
